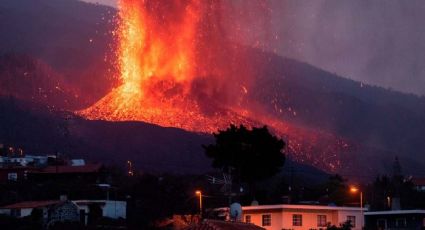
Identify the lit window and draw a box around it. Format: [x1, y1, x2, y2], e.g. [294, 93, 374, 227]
[396, 218, 406, 227]
[347, 216, 356, 227]
[245, 215, 251, 223]
[317, 215, 327, 227]
[293, 214, 302, 226]
[262, 214, 271, 226]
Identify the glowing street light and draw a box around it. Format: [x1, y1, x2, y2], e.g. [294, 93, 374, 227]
[350, 186, 363, 229]
[195, 190, 202, 218]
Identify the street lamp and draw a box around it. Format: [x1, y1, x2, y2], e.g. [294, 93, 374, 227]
[195, 190, 203, 218]
[350, 186, 363, 229]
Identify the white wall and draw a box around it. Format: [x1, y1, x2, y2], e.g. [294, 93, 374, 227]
[243, 208, 363, 230]
[281, 209, 336, 230]
[336, 210, 363, 230]
[244, 210, 282, 230]
[75, 200, 126, 221]
[103, 201, 126, 219]
[20, 208, 33, 217]
[0, 209, 11, 215]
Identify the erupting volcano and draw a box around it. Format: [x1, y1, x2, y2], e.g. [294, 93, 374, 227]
[79, 0, 355, 173]
[80, 0, 265, 132]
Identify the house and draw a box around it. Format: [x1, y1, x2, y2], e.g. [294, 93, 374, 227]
[237, 204, 365, 230]
[185, 219, 266, 230]
[0, 197, 126, 226]
[0, 200, 62, 218]
[0, 197, 80, 227]
[365, 210, 425, 230]
[412, 177, 425, 192]
[0, 166, 33, 182]
[27, 163, 103, 182]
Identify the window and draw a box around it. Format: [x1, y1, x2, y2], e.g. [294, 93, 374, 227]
[7, 173, 17, 181]
[245, 215, 251, 223]
[347, 216, 356, 227]
[293, 214, 302, 226]
[317, 215, 327, 227]
[396, 218, 406, 227]
[262, 214, 271, 226]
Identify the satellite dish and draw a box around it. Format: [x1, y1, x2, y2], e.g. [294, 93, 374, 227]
[230, 203, 242, 221]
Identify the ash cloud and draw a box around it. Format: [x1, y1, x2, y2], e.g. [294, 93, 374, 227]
[266, 0, 425, 96]
[82, 0, 425, 96]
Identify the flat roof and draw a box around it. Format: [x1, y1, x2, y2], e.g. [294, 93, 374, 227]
[238, 204, 366, 211]
[365, 210, 425, 215]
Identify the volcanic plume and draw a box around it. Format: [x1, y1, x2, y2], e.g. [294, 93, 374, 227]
[79, 0, 353, 173]
[80, 0, 261, 132]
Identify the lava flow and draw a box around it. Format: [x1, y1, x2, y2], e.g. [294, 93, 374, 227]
[79, 0, 354, 173]
[79, 0, 259, 132]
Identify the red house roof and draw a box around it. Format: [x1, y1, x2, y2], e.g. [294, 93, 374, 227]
[185, 220, 265, 230]
[0, 200, 60, 209]
[31, 163, 102, 174]
[412, 177, 425, 186]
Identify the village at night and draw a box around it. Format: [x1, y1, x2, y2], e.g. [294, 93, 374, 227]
[1, 0, 425, 229]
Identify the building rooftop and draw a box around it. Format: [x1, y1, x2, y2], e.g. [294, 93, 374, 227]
[185, 219, 265, 230]
[30, 163, 102, 174]
[239, 204, 366, 211]
[365, 210, 425, 215]
[412, 177, 425, 186]
[0, 200, 60, 209]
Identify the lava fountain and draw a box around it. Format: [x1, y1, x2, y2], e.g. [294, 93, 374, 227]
[79, 0, 352, 173]
[80, 0, 258, 132]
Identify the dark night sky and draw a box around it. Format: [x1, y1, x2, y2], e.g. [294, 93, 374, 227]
[81, 0, 425, 96]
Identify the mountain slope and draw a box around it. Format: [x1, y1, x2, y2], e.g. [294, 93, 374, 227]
[0, 0, 117, 105]
[0, 0, 424, 179]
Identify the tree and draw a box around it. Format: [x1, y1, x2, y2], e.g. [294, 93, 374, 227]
[203, 125, 285, 197]
[327, 220, 353, 230]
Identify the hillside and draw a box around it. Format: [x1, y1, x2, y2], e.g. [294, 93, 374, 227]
[0, 0, 117, 105]
[0, 0, 424, 180]
[0, 96, 329, 185]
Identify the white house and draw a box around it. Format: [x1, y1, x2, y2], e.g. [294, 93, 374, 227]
[0, 198, 126, 225]
[240, 204, 365, 230]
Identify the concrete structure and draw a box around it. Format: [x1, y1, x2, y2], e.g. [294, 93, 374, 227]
[0, 200, 60, 218]
[365, 210, 425, 230]
[0, 199, 80, 227]
[239, 204, 365, 230]
[0, 155, 49, 167]
[0, 166, 32, 182]
[0, 199, 126, 226]
[185, 219, 265, 230]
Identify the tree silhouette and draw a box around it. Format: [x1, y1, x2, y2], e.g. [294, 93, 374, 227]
[203, 125, 285, 197]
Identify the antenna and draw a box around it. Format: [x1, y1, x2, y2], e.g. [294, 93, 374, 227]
[207, 171, 233, 204]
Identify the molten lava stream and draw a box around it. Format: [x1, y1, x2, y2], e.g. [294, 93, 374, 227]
[79, 0, 256, 133]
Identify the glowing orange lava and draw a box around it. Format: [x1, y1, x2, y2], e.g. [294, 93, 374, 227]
[80, 0, 256, 132]
[79, 0, 352, 173]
